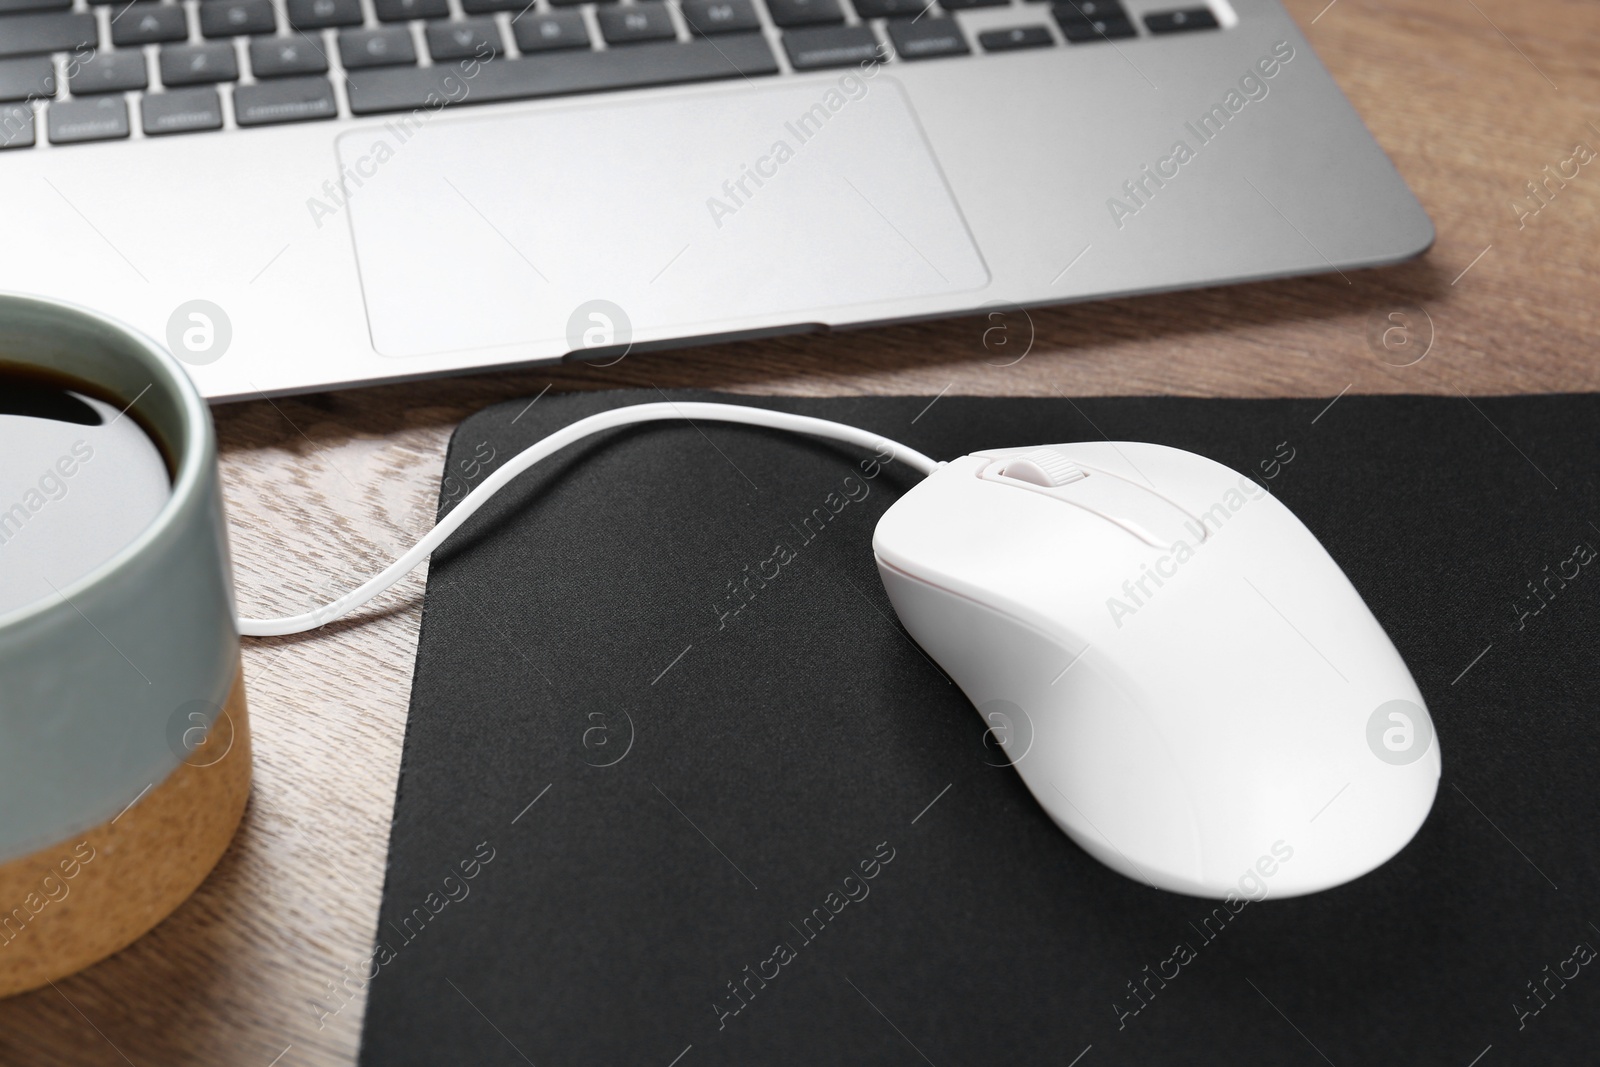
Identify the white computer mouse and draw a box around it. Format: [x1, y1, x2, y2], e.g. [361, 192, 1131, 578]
[874, 442, 1440, 899]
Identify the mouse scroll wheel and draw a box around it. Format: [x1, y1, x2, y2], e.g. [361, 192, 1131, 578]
[997, 449, 1087, 488]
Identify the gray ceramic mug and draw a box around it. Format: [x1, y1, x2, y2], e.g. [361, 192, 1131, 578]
[0, 292, 251, 996]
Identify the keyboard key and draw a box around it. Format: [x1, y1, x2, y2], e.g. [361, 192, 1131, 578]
[511, 12, 588, 52]
[1058, 14, 1134, 39]
[159, 43, 240, 84]
[680, 0, 757, 33]
[287, 0, 362, 27]
[68, 50, 149, 93]
[339, 27, 417, 67]
[348, 33, 777, 113]
[141, 86, 223, 133]
[764, 0, 841, 27]
[783, 24, 876, 69]
[1143, 6, 1216, 32]
[111, 4, 188, 45]
[0, 12, 96, 59]
[597, 3, 675, 44]
[199, 0, 275, 37]
[681, 0, 757, 34]
[0, 55, 54, 99]
[853, 0, 927, 17]
[233, 73, 336, 124]
[940, 0, 1009, 8]
[0, 102, 34, 147]
[1053, 3, 1135, 40]
[251, 36, 330, 75]
[461, 0, 527, 12]
[0, 0, 69, 12]
[548, 0, 608, 6]
[1056, 0, 1124, 17]
[425, 19, 502, 59]
[978, 24, 1051, 49]
[373, 0, 447, 19]
[886, 15, 966, 57]
[47, 96, 129, 143]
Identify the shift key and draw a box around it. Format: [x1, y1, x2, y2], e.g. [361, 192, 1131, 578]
[0, 12, 96, 58]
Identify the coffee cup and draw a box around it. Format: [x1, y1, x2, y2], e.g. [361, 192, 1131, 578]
[0, 291, 249, 997]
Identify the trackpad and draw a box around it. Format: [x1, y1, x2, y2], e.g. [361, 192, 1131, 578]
[336, 77, 988, 359]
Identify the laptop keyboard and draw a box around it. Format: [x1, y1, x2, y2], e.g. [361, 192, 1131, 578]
[0, 0, 1221, 148]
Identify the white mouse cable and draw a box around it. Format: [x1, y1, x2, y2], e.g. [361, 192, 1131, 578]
[236, 401, 943, 638]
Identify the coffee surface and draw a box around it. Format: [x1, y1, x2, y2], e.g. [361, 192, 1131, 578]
[0, 372, 171, 617]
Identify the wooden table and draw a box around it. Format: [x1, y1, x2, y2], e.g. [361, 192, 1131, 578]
[4, 0, 1596, 1060]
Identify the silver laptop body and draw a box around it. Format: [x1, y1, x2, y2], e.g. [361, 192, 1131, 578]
[0, 0, 1431, 399]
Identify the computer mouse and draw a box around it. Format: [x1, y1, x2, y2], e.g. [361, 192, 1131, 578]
[873, 442, 1440, 899]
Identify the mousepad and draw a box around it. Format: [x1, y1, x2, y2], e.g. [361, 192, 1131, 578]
[359, 389, 1600, 1066]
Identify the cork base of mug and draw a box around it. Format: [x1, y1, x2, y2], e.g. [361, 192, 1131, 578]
[0, 664, 252, 998]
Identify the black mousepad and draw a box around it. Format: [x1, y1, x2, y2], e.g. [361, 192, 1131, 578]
[359, 389, 1600, 1067]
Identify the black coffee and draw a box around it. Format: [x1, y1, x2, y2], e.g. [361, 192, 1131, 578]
[0, 367, 171, 616]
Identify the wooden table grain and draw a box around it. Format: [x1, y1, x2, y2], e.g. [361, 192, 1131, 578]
[4, 0, 1596, 1060]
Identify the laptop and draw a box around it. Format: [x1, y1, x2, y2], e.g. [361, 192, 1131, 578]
[0, 0, 1432, 400]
